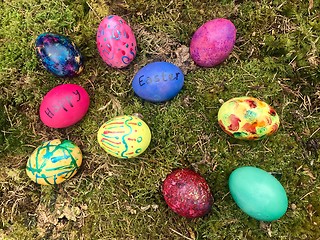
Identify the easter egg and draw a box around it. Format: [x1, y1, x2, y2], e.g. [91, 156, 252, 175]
[218, 97, 279, 140]
[39, 84, 90, 128]
[26, 139, 82, 185]
[132, 62, 184, 102]
[35, 32, 84, 77]
[97, 115, 151, 158]
[229, 166, 288, 221]
[96, 15, 137, 68]
[190, 18, 236, 67]
[162, 168, 213, 218]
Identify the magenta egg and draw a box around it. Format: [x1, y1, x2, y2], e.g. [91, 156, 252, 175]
[162, 168, 213, 218]
[190, 18, 236, 67]
[39, 84, 90, 128]
[96, 15, 137, 68]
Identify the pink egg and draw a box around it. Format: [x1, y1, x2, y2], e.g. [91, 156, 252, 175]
[39, 84, 90, 128]
[96, 15, 137, 68]
[190, 18, 236, 67]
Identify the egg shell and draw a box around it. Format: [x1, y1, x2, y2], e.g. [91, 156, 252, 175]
[229, 166, 288, 221]
[162, 168, 213, 218]
[35, 33, 84, 77]
[26, 139, 82, 185]
[132, 62, 184, 102]
[96, 15, 137, 68]
[97, 115, 151, 159]
[190, 18, 236, 67]
[40, 84, 90, 128]
[218, 96, 280, 140]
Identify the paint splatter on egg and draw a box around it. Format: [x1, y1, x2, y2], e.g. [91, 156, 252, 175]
[162, 168, 213, 218]
[39, 84, 90, 128]
[218, 97, 280, 140]
[132, 62, 184, 102]
[229, 166, 288, 221]
[190, 18, 236, 67]
[97, 115, 151, 158]
[96, 15, 137, 68]
[35, 33, 84, 77]
[26, 139, 82, 185]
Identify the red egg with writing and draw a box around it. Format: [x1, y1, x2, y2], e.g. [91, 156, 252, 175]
[162, 168, 213, 218]
[39, 84, 90, 128]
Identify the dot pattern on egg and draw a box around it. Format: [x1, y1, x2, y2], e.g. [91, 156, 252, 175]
[26, 139, 82, 185]
[97, 115, 151, 159]
[96, 15, 137, 68]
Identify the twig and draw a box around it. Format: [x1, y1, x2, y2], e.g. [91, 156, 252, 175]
[310, 127, 320, 139]
[4, 105, 13, 127]
[169, 228, 194, 240]
[300, 191, 314, 200]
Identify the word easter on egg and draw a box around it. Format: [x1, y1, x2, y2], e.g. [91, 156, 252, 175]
[132, 62, 184, 103]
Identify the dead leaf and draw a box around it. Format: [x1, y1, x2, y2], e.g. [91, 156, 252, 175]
[187, 226, 196, 240]
[58, 206, 81, 221]
[309, 0, 314, 11]
[303, 167, 316, 180]
[7, 169, 21, 181]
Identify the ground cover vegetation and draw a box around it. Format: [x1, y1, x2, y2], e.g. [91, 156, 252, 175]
[0, 0, 319, 239]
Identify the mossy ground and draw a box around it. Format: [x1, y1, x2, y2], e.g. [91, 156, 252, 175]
[0, 0, 319, 239]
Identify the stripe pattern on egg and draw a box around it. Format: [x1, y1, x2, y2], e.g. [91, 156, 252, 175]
[97, 115, 151, 158]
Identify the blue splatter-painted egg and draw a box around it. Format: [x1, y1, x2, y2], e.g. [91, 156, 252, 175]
[229, 166, 288, 221]
[132, 62, 184, 102]
[35, 33, 84, 77]
[26, 139, 82, 185]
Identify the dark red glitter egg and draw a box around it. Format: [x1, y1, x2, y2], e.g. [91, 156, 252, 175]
[162, 168, 213, 218]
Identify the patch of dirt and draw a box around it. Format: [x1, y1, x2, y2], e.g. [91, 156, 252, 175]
[132, 24, 197, 74]
[0, 165, 41, 228]
[35, 192, 88, 239]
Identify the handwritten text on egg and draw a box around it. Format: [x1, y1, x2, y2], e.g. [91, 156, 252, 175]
[138, 72, 181, 86]
[44, 90, 81, 118]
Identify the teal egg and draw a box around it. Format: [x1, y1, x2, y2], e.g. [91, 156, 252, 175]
[228, 166, 288, 221]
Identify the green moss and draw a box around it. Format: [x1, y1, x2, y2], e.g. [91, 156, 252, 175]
[1, 0, 319, 239]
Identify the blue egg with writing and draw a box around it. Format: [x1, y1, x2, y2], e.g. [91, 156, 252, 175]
[35, 33, 84, 77]
[132, 62, 184, 102]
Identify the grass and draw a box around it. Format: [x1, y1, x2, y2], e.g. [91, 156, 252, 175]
[0, 0, 319, 239]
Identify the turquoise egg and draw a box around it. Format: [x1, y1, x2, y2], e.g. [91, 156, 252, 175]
[228, 166, 288, 221]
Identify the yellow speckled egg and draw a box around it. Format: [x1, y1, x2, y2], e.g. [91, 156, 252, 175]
[26, 139, 82, 185]
[218, 97, 280, 140]
[97, 115, 151, 158]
